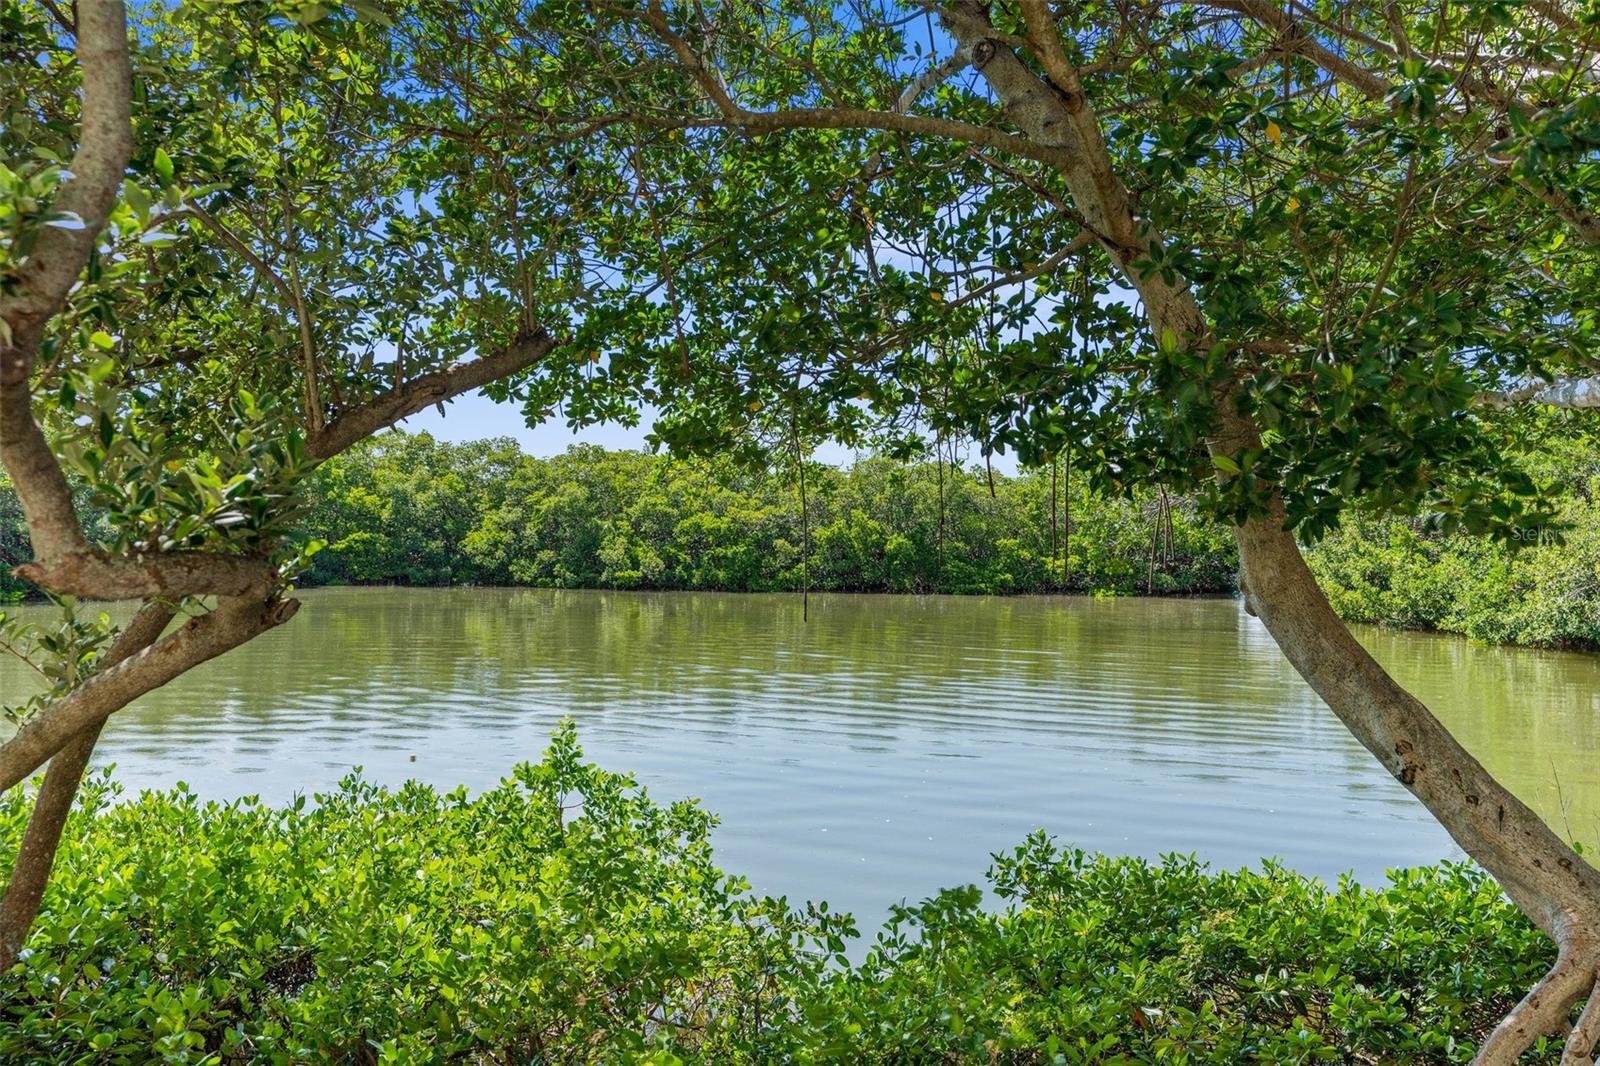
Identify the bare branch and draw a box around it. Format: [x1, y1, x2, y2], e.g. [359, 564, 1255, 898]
[1481, 375, 1600, 410]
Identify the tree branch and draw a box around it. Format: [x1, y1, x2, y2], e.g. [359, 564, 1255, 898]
[0, 1, 132, 574]
[306, 329, 561, 463]
[948, 229, 1098, 307]
[1208, 1, 1600, 247]
[1213, 0, 1393, 97]
[1472, 951, 1592, 1066]
[0, 0, 133, 368]
[1016, 0, 1082, 95]
[0, 594, 298, 796]
[1481, 375, 1600, 410]
[0, 599, 175, 970]
[896, 46, 974, 113]
[1562, 977, 1600, 1066]
[182, 202, 297, 307]
[10, 549, 278, 602]
[37, 0, 75, 35]
[1525, 185, 1600, 248]
[0, 3, 265, 603]
[622, 1, 1075, 171]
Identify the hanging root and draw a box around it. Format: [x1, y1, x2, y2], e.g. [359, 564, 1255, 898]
[1474, 952, 1595, 1066]
[1561, 976, 1600, 1066]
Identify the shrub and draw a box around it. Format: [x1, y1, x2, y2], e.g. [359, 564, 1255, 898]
[0, 730, 1564, 1064]
[0, 726, 844, 1064]
[773, 841, 1553, 1064]
[1307, 509, 1600, 649]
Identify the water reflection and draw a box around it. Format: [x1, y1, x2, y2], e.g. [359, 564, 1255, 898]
[2, 588, 1597, 927]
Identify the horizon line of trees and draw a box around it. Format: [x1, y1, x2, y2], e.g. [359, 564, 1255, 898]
[300, 432, 1238, 598]
[5, 429, 1597, 650]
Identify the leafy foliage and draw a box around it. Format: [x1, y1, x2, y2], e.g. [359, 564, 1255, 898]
[0, 728, 1560, 1064]
[0, 598, 116, 726]
[301, 434, 1237, 596]
[1305, 421, 1600, 648]
[395, 0, 1600, 547]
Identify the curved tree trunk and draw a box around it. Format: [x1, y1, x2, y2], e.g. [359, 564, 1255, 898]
[1219, 417, 1600, 1065]
[1234, 501, 1600, 936]
[903, 24, 1600, 1042]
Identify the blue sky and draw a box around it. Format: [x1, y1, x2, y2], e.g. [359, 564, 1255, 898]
[398, 390, 886, 467]
[398, 391, 650, 452]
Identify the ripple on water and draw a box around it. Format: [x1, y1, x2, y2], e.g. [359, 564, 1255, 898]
[3, 587, 1597, 930]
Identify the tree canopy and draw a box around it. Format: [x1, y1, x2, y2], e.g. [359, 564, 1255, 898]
[4, 2, 1600, 1061]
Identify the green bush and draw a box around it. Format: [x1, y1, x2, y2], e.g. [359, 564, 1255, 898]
[1306, 503, 1600, 650]
[0, 729, 1562, 1064]
[775, 843, 1552, 1064]
[0, 725, 843, 1064]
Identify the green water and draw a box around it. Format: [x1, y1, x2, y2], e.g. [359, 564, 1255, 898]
[3, 587, 1598, 924]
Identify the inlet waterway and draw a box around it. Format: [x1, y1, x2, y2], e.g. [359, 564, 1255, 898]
[5, 588, 1598, 927]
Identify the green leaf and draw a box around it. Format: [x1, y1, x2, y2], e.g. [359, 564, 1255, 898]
[152, 148, 174, 187]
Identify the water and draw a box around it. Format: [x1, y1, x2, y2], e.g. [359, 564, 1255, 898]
[3, 588, 1599, 928]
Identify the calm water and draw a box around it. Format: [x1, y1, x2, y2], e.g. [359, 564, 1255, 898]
[4, 588, 1599, 927]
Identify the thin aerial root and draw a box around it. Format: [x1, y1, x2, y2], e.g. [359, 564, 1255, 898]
[1561, 976, 1600, 1066]
[1474, 954, 1592, 1066]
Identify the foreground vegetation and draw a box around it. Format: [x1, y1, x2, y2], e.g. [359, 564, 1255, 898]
[0, 728, 1555, 1065]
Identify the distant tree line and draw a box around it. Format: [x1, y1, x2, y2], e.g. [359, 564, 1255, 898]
[1305, 434, 1600, 650]
[297, 432, 1237, 597]
[4, 430, 1596, 649]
